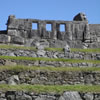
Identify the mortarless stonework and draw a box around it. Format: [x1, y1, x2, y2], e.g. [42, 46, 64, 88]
[0, 13, 100, 100]
[0, 91, 100, 100]
[0, 13, 100, 48]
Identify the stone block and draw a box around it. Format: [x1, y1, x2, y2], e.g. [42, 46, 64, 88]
[11, 36, 25, 44]
[59, 91, 82, 100]
[73, 13, 87, 21]
[7, 75, 19, 85]
[0, 34, 11, 43]
[48, 39, 67, 48]
[64, 44, 70, 56]
[7, 30, 18, 36]
[31, 39, 49, 48]
[83, 93, 93, 100]
[16, 94, 32, 100]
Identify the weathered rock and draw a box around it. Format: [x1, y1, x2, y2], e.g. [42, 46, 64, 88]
[59, 91, 82, 100]
[16, 94, 32, 100]
[94, 94, 100, 100]
[11, 36, 24, 44]
[73, 13, 87, 21]
[31, 78, 40, 84]
[7, 30, 18, 36]
[31, 39, 49, 49]
[96, 55, 100, 60]
[0, 34, 11, 43]
[5, 60, 17, 66]
[48, 40, 67, 48]
[0, 81, 6, 84]
[83, 93, 94, 100]
[63, 44, 70, 55]
[6, 91, 15, 100]
[6, 52, 15, 57]
[83, 43, 89, 49]
[37, 50, 46, 57]
[35, 95, 56, 100]
[7, 75, 19, 85]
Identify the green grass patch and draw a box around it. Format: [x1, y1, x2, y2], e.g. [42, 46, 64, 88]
[0, 84, 100, 93]
[45, 47, 100, 53]
[71, 48, 100, 53]
[0, 56, 100, 64]
[0, 44, 37, 51]
[1, 65, 100, 72]
[1, 44, 100, 53]
[45, 47, 63, 52]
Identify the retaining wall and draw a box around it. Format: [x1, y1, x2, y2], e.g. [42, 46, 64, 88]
[0, 91, 100, 100]
[0, 70, 100, 85]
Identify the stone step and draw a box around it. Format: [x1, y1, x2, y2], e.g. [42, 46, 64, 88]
[0, 90, 99, 100]
[0, 66, 100, 85]
[0, 45, 100, 60]
[0, 58, 100, 67]
[0, 84, 100, 100]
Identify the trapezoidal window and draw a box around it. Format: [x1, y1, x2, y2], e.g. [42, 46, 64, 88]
[46, 24, 52, 31]
[60, 24, 66, 32]
[32, 23, 38, 30]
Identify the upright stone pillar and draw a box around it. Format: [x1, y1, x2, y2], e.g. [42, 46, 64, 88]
[52, 22, 57, 39]
[7, 15, 18, 36]
[65, 24, 72, 41]
[41, 21, 46, 38]
[84, 23, 91, 43]
[7, 15, 15, 26]
[38, 21, 42, 37]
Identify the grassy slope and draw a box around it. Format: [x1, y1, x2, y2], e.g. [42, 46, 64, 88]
[0, 44, 100, 93]
[1, 65, 100, 72]
[0, 44, 37, 51]
[0, 44, 100, 53]
[0, 65, 100, 93]
[0, 84, 100, 93]
[45, 47, 100, 53]
[0, 55, 100, 64]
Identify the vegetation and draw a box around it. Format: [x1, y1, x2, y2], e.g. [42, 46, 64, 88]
[0, 84, 100, 93]
[45, 47, 63, 52]
[0, 55, 100, 64]
[71, 48, 100, 53]
[0, 44, 100, 53]
[45, 47, 100, 53]
[1, 65, 100, 72]
[1, 45, 100, 94]
[0, 44, 37, 51]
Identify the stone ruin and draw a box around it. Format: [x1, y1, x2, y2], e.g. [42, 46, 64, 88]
[0, 12, 100, 48]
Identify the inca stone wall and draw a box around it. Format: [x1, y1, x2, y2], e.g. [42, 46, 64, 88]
[0, 91, 100, 100]
[0, 70, 100, 85]
[7, 15, 89, 41]
[1, 13, 100, 48]
[1, 48, 100, 68]
[0, 13, 100, 100]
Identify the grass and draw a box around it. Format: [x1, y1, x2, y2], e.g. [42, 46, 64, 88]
[0, 84, 100, 93]
[45, 47, 63, 52]
[71, 48, 100, 53]
[0, 44, 100, 53]
[0, 56, 100, 64]
[45, 47, 100, 53]
[1, 65, 100, 72]
[0, 44, 37, 51]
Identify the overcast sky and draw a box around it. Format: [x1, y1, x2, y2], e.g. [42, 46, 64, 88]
[0, 0, 100, 30]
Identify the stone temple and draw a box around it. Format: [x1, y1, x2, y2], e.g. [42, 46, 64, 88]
[0, 13, 100, 48]
[1, 13, 100, 100]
